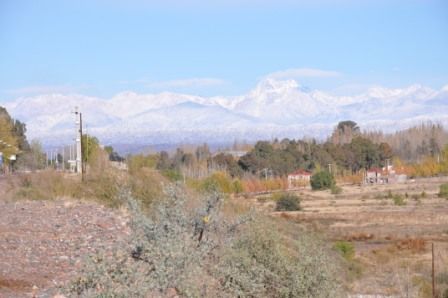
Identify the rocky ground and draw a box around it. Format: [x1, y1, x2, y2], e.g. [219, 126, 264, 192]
[0, 196, 129, 298]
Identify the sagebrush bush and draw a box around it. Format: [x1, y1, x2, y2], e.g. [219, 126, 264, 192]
[275, 193, 301, 211]
[67, 186, 342, 297]
[68, 186, 251, 297]
[217, 220, 341, 297]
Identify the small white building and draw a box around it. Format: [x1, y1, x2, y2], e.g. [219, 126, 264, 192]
[288, 169, 312, 189]
[365, 165, 407, 184]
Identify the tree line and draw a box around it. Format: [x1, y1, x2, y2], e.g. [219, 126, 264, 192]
[128, 121, 395, 180]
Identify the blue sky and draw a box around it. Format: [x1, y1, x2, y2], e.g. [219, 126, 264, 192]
[1, 0, 447, 101]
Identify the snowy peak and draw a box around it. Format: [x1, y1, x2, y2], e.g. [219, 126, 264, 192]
[253, 78, 299, 95]
[2, 80, 448, 146]
[234, 78, 333, 123]
[364, 84, 435, 101]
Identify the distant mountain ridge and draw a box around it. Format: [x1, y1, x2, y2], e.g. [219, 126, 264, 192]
[3, 79, 448, 146]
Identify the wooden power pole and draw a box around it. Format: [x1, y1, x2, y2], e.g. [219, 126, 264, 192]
[79, 112, 85, 181]
[432, 242, 435, 298]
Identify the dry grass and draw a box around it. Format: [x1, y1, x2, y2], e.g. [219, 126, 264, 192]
[252, 176, 448, 296]
[395, 238, 427, 254]
[5, 166, 166, 209]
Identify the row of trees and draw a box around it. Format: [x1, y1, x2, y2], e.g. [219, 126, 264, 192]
[363, 122, 447, 162]
[128, 121, 448, 183]
[238, 135, 392, 177]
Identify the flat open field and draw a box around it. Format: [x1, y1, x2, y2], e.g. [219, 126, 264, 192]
[254, 177, 448, 297]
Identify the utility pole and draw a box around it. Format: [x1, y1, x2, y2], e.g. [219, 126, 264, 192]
[73, 107, 84, 180]
[432, 242, 435, 298]
[84, 123, 88, 177]
[62, 147, 65, 171]
[79, 111, 85, 181]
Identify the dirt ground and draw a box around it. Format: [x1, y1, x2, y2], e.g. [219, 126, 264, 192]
[1, 175, 447, 297]
[0, 190, 129, 298]
[254, 177, 448, 297]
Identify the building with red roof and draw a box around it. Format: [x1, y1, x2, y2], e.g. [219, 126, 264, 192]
[287, 169, 312, 189]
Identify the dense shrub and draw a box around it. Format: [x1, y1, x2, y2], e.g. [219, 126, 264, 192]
[275, 193, 301, 211]
[310, 171, 335, 190]
[218, 221, 342, 297]
[438, 183, 448, 198]
[67, 187, 342, 297]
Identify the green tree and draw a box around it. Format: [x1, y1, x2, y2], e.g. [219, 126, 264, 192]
[104, 145, 124, 162]
[349, 137, 380, 171]
[0, 107, 29, 151]
[209, 153, 243, 177]
[331, 120, 360, 145]
[0, 111, 19, 166]
[310, 171, 335, 190]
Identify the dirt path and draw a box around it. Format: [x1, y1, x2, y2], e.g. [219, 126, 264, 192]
[0, 199, 129, 298]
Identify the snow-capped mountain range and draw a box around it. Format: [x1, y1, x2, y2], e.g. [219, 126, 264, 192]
[3, 78, 448, 147]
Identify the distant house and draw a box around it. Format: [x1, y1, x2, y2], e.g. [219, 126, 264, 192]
[365, 165, 407, 184]
[288, 169, 312, 189]
[365, 167, 386, 184]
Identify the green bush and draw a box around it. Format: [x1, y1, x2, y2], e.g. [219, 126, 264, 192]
[334, 241, 355, 260]
[438, 183, 448, 198]
[392, 194, 406, 206]
[201, 172, 233, 193]
[331, 184, 342, 195]
[275, 193, 301, 211]
[310, 171, 335, 190]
